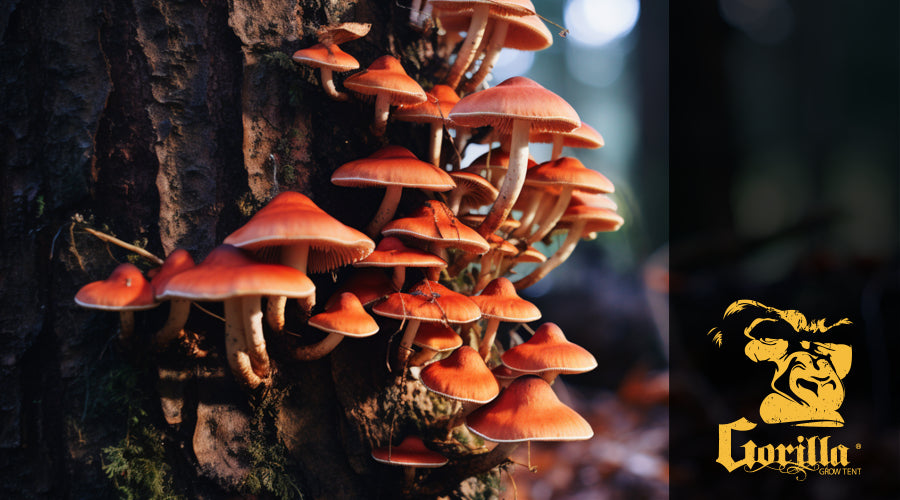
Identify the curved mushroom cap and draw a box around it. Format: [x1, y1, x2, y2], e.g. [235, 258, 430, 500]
[449, 76, 580, 134]
[344, 55, 427, 106]
[501, 322, 598, 376]
[458, 213, 521, 234]
[223, 191, 375, 273]
[353, 236, 447, 270]
[439, 12, 551, 51]
[150, 249, 196, 297]
[525, 157, 614, 194]
[448, 171, 499, 209]
[568, 191, 618, 211]
[316, 21, 371, 45]
[156, 245, 315, 301]
[466, 376, 594, 442]
[484, 234, 518, 257]
[372, 280, 481, 324]
[420, 346, 500, 404]
[492, 364, 525, 382]
[430, 0, 535, 17]
[393, 85, 460, 125]
[514, 245, 547, 264]
[529, 121, 605, 150]
[326, 269, 394, 308]
[556, 205, 625, 235]
[468, 277, 541, 322]
[371, 436, 448, 468]
[381, 200, 490, 255]
[331, 146, 455, 191]
[291, 43, 360, 72]
[75, 263, 157, 311]
[412, 322, 463, 352]
[308, 292, 379, 338]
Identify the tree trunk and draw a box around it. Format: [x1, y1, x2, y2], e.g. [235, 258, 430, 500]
[0, 1, 487, 498]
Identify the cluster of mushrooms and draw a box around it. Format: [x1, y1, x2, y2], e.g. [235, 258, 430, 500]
[74, 0, 625, 489]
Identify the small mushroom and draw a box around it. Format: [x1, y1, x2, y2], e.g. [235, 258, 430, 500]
[371, 435, 448, 488]
[420, 345, 500, 429]
[500, 322, 598, 383]
[74, 263, 158, 340]
[149, 249, 196, 349]
[468, 277, 541, 360]
[292, 43, 360, 101]
[343, 55, 427, 135]
[293, 292, 379, 360]
[409, 322, 463, 366]
[353, 236, 447, 290]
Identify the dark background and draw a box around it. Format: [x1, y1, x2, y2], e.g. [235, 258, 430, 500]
[670, 2, 900, 499]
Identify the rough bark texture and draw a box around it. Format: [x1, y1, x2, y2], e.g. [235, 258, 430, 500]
[0, 1, 482, 498]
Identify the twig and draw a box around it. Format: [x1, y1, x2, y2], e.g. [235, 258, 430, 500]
[81, 226, 164, 265]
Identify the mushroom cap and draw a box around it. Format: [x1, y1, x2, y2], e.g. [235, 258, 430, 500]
[525, 157, 614, 194]
[372, 280, 481, 324]
[291, 43, 360, 72]
[466, 375, 594, 442]
[75, 263, 157, 311]
[448, 171, 499, 210]
[468, 277, 541, 322]
[223, 191, 375, 273]
[353, 236, 447, 270]
[316, 22, 371, 45]
[150, 249, 196, 298]
[429, 0, 535, 17]
[393, 85, 460, 125]
[381, 200, 490, 255]
[491, 364, 525, 381]
[458, 213, 521, 233]
[568, 191, 618, 211]
[514, 245, 547, 264]
[501, 322, 598, 376]
[331, 146, 456, 191]
[420, 345, 500, 404]
[449, 76, 580, 134]
[412, 322, 464, 352]
[308, 292, 380, 338]
[556, 205, 625, 235]
[529, 121, 605, 149]
[156, 245, 315, 301]
[343, 55, 427, 106]
[484, 234, 518, 257]
[371, 436, 448, 468]
[439, 12, 551, 51]
[326, 269, 394, 308]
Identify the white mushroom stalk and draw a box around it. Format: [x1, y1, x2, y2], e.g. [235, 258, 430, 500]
[524, 186, 577, 245]
[366, 185, 403, 237]
[478, 317, 502, 359]
[154, 299, 191, 347]
[444, 5, 491, 88]
[242, 296, 270, 378]
[461, 19, 509, 93]
[293, 333, 346, 361]
[476, 119, 530, 237]
[224, 298, 264, 388]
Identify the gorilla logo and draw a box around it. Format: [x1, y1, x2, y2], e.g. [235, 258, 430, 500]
[709, 300, 852, 427]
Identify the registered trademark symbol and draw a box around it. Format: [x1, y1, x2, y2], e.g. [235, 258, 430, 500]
[856, 443, 862, 449]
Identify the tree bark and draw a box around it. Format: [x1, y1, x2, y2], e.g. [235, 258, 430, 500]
[0, 1, 481, 498]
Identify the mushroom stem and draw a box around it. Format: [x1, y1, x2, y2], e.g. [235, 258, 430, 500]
[445, 5, 490, 88]
[283, 244, 310, 275]
[477, 317, 501, 360]
[373, 91, 391, 136]
[292, 333, 345, 360]
[391, 266, 407, 290]
[155, 299, 191, 348]
[409, 346, 438, 367]
[525, 186, 575, 245]
[510, 191, 544, 238]
[473, 253, 498, 293]
[319, 67, 349, 101]
[428, 122, 444, 167]
[409, 0, 423, 26]
[118, 311, 135, 340]
[397, 318, 422, 367]
[224, 298, 263, 388]
[366, 185, 404, 238]
[551, 136, 564, 160]
[514, 221, 585, 290]
[476, 119, 530, 238]
[461, 20, 509, 93]
[265, 295, 287, 333]
[242, 296, 270, 379]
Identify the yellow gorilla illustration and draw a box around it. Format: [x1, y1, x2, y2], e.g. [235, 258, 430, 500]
[709, 300, 852, 427]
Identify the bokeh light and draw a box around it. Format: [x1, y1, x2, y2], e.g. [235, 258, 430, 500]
[563, 0, 641, 47]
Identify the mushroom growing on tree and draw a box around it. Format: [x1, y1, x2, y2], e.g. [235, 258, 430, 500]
[149, 248, 196, 349]
[419, 345, 500, 429]
[74, 262, 158, 341]
[293, 292, 379, 360]
[331, 145, 456, 237]
[500, 322, 598, 383]
[371, 435, 448, 489]
[449, 76, 580, 238]
[353, 236, 447, 290]
[392, 85, 461, 167]
[409, 322, 463, 366]
[468, 277, 541, 360]
[381, 199, 490, 267]
[156, 245, 315, 389]
[292, 43, 360, 101]
[343, 55, 427, 135]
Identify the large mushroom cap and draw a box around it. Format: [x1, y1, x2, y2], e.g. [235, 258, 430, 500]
[381, 200, 490, 255]
[393, 84, 460, 125]
[412, 322, 463, 352]
[501, 322, 598, 376]
[75, 263, 157, 311]
[466, 376, 594, 442]
[420, 345, 500, 404]
[223, 191, 375, 273]
[156, 245, 315, 301]
[371, 436, 448, 467]
[308, 292, 379, 338]
[449, 76, 580, 134]
[331, 146, 455, 190]
[291, 43, 360, 72]
[468, 277, 541, 322]
[372, 280, 481, 324]
[344, 55, 427, 106]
